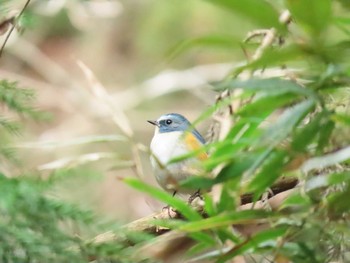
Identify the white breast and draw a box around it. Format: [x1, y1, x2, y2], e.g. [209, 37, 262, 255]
[150, 131, 186, 165]
[150, 130, 192, 192]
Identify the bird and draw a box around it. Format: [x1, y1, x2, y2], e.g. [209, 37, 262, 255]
[148, 113, 208, 199]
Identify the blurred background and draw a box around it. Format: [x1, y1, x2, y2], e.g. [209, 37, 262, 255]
[0, 0, 253, 222]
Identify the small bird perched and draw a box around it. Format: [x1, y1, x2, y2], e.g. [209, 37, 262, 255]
[148, 113, 207, 198]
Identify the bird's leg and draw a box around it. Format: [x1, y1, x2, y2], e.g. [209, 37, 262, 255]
[261, 188, 274, 211]
[162, 190, 177, 217]
[188, 189, 203, 204]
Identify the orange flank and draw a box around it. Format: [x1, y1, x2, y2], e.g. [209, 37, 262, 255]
[184, 132, 208, 161]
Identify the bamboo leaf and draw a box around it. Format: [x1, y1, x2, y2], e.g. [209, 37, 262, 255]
[218, 226, 288, 262]
[287, 0, 332, 36]
[259, 99, 315, 147]
[178, 210, 274, 232]
[208, 0, 285, 32]
[124, 178, 202, 221]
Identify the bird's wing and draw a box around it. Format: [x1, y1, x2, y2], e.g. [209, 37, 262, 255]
[184, 132, 208, 161]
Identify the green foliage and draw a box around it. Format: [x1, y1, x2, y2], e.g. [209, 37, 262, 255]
[1, 0, 350, 262]
[127, 1, 350, 262]
[0, 173, 150, 263]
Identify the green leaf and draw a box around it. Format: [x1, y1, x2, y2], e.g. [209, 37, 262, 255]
[291, 110, 332, 153]
[286, 0, 332, 36]
[332, 113, 350, 125]
[167, 35, 240, 61]
[207, 0, 285, 32]
[215, 77, 316, 98]
[179, 176, 214, 191]
[327, 184, 350, 216]
[231, 45, 303, 75]
[280, 192, 311, 210]
[238, 93, 299, 117]
[247, 150, 287, 199]
[203, 193, 216, 216]
[178, 210, 274, 232]
[215, 154, 256, 183]
[124, 178, 202, 221]
[316, 118, 335, 153]
[217, 184, 237, 213]
[207, 115, 267, 172]
[259, 99, 315, 147]
[218, 226, 288, 262]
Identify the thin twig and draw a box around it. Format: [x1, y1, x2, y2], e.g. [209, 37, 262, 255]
[0, 0, 31, 58]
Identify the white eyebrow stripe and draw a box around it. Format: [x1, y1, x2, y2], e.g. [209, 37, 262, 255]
[157, 115, 171, 122]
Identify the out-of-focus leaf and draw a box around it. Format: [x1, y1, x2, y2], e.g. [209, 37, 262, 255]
[259, 99, 315, 147]
[327, 184, 350, 216]
[332, 113, 350, 125]
[232, 45, 303, 75]
[207, 115, 267, 172]
[167, 35, 240, 61]
[208, 0, 285, 32]
[38, 152, 122, 170]
[215, 154, 256, 183]
[305, 171, 350, 192]
[179, 176, 214, 190]
[178, 209, 274, 232]
[286, 0, 332, 36]
[218, 226, 288, 262]
[17, 135, 127, 149]
[280, 192, 311, 210]
[216, 77, 316, 98]
[336, 0, 350, 10]
[203, 193, 216, 216]
[316, 118, 335, 153]
[189, 232, 217, 246]
[124, 178, 202, 221]
[247, 150, 287, 199]
[291, 111, 330, 153]
[238, 93, 299, 117]
[217, 184, 236, 213]
[301, 146, 350, 174]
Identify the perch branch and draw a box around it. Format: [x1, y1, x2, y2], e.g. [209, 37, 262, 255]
[91, 176, 298, 245]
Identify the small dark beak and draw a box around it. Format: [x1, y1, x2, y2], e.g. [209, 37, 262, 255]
[147, 120, 159, 127]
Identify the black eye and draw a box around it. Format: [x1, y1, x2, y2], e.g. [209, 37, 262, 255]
[166, 119, 172, 125]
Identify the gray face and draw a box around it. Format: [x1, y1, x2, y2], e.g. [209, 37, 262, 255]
[148, 113, 206, 144]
